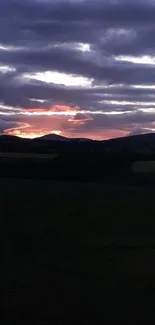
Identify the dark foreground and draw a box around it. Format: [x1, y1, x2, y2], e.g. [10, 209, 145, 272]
[3, 179, 155, 324]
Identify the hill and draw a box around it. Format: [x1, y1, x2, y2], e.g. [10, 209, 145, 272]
[102, 132, 155, 154]
[1, 132, 155, 158]
[37, 132, 155, 152]
[38, 134, 69, 142]
[38, 133, 92, 143]
[1, 132, 155, 184]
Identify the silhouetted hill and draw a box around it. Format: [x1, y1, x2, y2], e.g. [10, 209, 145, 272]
[38, 133, 92, 143]
[1, 132, 155, 184]
[106, 132, 155, 145]
[1, 131, 155, 145]
[102, 132, 155, 152]
[0, 132, 155, 157]
[0, 135, 22, 141]
[37, 132, 155, 148]
[38, 134, 69, 141]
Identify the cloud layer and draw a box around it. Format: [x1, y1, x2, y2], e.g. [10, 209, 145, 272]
[0, 0, 155, 139]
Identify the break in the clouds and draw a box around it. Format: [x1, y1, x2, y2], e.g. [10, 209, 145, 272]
[1, 0, 155, 139]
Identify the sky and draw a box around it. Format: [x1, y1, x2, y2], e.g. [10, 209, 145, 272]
[1, 0, 155, 140]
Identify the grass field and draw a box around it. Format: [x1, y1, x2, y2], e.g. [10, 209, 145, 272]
[3, 179, 155, 324]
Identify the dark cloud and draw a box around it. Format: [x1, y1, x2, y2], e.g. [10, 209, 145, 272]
[72, 113, 92, 121]
[2, 46, 155, 87]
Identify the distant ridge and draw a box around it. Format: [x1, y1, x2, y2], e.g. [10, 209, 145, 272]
[38, 134, 69, 142]
[38, 133, 92, 142]
[0, 135, 27, 141]
[1, 132, 155, 145]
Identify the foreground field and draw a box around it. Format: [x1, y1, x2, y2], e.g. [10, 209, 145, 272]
[3, 179, 155, 324]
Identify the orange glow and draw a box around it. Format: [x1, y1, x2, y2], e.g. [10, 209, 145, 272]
[3, 105, 130, 141]
[6, 127, 129, 140]
[6, 128, 63, 139]
[64, 129, 130, 140]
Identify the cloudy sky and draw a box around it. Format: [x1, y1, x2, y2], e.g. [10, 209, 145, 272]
[1, 0, 155, 139]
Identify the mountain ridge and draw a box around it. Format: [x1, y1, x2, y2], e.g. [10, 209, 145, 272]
[37, 133, 92, 142]
[1, 131, 155, 144]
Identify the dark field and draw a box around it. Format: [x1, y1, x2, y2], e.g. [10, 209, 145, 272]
[3, 179, 155, 324]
